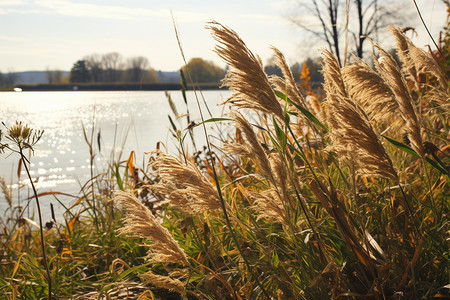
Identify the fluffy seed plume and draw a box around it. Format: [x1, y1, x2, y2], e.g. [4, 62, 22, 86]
[114, 191, 189, 266]
[0, 177, 13, 207]
[388, 26, 447, 91]
[373, 43, 426, 156]
[269, 46, 308, 109]
[249, 189, 287, 223]
[268, 152, 289, 201]
[150, 151, 222, 214]
[227, 111, 272, 178]
[206, 21, 284, 120]
[342, 58, 399, 124]
[140, 271, 186, 294]
[321, 49, 347, 99]
[323, 50, 398, 180]
[387, 26, 419, 88]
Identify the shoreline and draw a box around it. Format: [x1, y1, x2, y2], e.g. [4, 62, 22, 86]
[6, 82, 223, 92]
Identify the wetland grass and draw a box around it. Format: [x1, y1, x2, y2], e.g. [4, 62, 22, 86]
[0, 19, 449, 299]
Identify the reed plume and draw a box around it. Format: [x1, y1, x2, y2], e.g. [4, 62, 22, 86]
[305, 95, 322, 116]
[322, 49, 398, 180]
[206, 21, 284, 120]
[388, 26, 448, 91]
[225, 111, 292, 222]
[149, 151, 222, 214]
[0, 176, 12, 207]
[387, 26, 419, 89]
[225, 111, 272, 178]
[372, 44, 426, 156]
[249, 189, 287, 223]
[321, 49, 347, 99]
[269, 46, 308, 109]
[428, 88, 450, 115]
[114, 191, 189, 266]
[342, 58, 399, 125]
[140, 270, 187, 294]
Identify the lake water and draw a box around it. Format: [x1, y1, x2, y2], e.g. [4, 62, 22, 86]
[0, 90, 232, 221]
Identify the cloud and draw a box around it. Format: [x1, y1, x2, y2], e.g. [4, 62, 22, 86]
[0, 0, 30, 6]
[34, 0, 169, 20]
[0, 35, 23, 41]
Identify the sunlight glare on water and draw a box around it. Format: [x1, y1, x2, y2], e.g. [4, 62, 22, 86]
[0, 90, 230, 221]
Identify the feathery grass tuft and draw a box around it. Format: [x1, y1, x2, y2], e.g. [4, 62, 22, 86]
[114, 190, 189, 266]
[323, 49, 399, 180]
[206, 21, 284, 120]
[373, 43, 426, 156]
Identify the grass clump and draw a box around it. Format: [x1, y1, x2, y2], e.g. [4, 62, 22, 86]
[111, 22, 448, 299]
[0, 19, 449, 300]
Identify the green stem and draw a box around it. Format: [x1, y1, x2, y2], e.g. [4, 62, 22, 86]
[286, 124, 328, 196]
[398, 184, 421, 237]
[411, 0, 443, 56]
[20, 148, 52, 300]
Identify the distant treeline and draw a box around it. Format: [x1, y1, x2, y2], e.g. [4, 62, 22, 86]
[2, 51, 324, 90]
[0, 71, 19, 88]
[67, 53, 324, 86]
[67, 53, 226, 85]
[15, 82, 223, 92]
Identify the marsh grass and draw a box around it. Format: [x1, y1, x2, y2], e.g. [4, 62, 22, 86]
[0, 18, 449, 300]
[108, 22, 448, 299]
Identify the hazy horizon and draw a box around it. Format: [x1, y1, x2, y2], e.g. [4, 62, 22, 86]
[0, 0, 448, 73]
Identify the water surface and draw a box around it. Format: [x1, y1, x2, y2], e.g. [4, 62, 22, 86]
[0, 90, 231, 220]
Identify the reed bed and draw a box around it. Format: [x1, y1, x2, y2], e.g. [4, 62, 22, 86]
[0, 20, 449, 300]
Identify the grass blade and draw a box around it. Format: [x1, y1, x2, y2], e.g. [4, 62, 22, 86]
[274, 90, 327, 132]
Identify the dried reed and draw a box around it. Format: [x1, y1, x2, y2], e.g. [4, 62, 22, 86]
[206, 21, 284, 120]
[0, 176, 12, 207]
[342, 58, 399, 125]
[322, 49, 399, 180]
[149, 151, 222, 214]
[321, 49, 347, 100]
[372, 43, 426, 156]
[140, 271, 187, 293]
[226, 111, 272, 178]
[269, 46, 308, 109]
[388, 26, 420, 89]
[249, 189, 286, 223]
[113, 191, 189, 266]
[388, 25, 448, 91]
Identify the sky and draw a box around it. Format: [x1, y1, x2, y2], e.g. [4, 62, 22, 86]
[0, 0, 448, 72]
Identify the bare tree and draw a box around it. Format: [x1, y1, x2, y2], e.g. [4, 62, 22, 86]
[290, 0, 342, 64]
[46, 68, 63, 84]
[289, 0, 409, 65]
[83, 54, 103, 82]
[102, 52, 123, 82]
[0, 70, 18, 87]
[126, 56, 149, 83]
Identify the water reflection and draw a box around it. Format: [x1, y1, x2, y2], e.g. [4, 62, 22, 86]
[0, 90, 230, 220]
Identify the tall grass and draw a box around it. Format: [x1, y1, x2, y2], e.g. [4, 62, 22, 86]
[0, 19, 448, 300]
[111, 22, 448, 299]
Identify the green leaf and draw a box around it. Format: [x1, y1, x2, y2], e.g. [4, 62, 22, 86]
[273, 116, 287, 149]
[425, 156, 449, 175]
[194, 117, 233, 127]
[268, 131, 281, 152]
[114, 164, 123, 191]
[381, 135, 421, 158]
[180, 69, 188, 104]
[271, 250, 279, 268]
[252, 123, 268, 132]
[274, 90, 327, 132]
[287, 143, 306, 161]
[382, 135, 448, 174]
[168, 115, 178, 132]
[115, 263, 151, 281]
